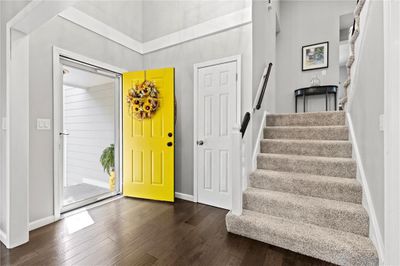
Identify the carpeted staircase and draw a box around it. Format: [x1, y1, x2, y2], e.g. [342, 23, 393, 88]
[226, 111, 378, 266]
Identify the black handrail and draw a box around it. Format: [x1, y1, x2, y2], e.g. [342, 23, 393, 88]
[240, 112, 251, 137]
[255, 63, 273, 110]
[239, 62, 273, 138]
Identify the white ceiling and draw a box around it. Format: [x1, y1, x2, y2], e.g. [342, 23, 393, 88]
[63, 65, 114, 88]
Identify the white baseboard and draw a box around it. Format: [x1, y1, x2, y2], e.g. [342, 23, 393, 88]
[0, 228, 7, 246]
[175, 192, 194, 202]
[82, 178, 109, 189]
[29, 215, 55, 231]
[252, 111, 268, 171]
[346, 113, 384, 263]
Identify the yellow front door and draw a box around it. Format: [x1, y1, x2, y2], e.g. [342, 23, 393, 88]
[123, 68, 174, 202]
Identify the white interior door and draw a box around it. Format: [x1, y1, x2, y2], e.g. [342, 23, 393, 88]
[196, 60, 238, 209]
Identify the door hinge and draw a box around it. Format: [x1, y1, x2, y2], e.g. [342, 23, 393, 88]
[236, 73, 238, 81]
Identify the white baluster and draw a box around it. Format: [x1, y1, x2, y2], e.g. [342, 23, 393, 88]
[231, 124, 242, 216]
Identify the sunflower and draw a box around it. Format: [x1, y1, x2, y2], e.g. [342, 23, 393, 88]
[143, 102, 153, 113]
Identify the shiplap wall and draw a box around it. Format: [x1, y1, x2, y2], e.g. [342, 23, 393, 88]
[63, 82, 115, 188]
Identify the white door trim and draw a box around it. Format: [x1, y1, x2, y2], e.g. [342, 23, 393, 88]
[383, 1, 400, 265]
[52, 47, 126, 220]
[193, 55, 241, 203]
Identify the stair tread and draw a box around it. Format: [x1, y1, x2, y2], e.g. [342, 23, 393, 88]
[226, 210, 378, 266]
[250, 169, 362, 204]
[251, 169, 360, 186]
[244, 187, 366, 214]
[267, 111, 344, 116]
[264, 126, 349, 141]
[265, 125, 348, 129]
[260, 139, 351, 144]
[266, 111, 346, 127]
[257, 153, 355, 163]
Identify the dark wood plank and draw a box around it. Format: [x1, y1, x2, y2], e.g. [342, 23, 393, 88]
[0, 197, 335, 266]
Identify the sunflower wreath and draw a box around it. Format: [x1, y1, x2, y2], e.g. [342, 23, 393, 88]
[127, 80, 160, 120]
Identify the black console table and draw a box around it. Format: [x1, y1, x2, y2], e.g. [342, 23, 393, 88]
[295, 85, 338, 113]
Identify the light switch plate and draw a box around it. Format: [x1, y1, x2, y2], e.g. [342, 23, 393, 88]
[37, 119, 51, 130]
[321, 70, 327, 76]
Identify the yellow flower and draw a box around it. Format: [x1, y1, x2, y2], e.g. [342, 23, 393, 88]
[143, 102, 153, 113]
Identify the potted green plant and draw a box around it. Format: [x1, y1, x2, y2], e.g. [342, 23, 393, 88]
[100, 144, 115, 191]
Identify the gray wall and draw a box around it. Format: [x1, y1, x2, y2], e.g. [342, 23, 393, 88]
[276, 1, 355, 113]
[28, 2, 252, 221]
[142, 1, 252, 196]
[0, 0, 31, 236]
[143, 24, 252, 196]
[251, 0, 279, 150]
[75, 0, 143, 41]
[349, 0, 384, 240]
[29, 16, 143, 222]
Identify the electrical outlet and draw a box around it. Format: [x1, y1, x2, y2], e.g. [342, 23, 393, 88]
[37, 119, 51, 130]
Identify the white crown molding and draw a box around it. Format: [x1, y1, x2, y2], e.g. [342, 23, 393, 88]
[346, 113, 384, 264]
[142, 7, 252, 54]
[58, 7, 252, 55]
[58, 8, 143, 54]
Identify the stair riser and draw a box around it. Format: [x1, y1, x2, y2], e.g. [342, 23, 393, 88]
[266, 112, 346, 126]
[226, 213, 378, 266]
[249, 174, 362, 204]
[243, 192, 369, 236]
[257, 155, 357, 178]
[261, 140, 352, 158]
[264, 127, 349, 140]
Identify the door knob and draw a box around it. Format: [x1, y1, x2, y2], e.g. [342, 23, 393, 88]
[167, 142, 173, 147]
[59, 132, 70, 136]
[197, 140, 204, 146]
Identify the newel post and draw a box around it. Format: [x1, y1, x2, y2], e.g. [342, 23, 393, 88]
[231, 124, 242, 215]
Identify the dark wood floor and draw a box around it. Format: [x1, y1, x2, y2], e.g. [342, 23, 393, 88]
[0, 198, 334, 266]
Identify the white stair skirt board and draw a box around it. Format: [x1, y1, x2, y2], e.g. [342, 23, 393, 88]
[252, 111, 268, 171]
[175, 192, 194, 202]
[29, 216, 56, 231]
[346, 113, 384, 262]
[226, 111, 379, 266]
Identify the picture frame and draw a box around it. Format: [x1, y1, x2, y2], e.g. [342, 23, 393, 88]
[302, 41, 329, 71]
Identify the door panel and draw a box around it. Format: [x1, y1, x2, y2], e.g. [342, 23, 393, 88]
[123, 68, 175, 202]
[197, 61, 237, 209]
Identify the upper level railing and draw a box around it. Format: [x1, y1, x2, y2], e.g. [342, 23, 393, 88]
[239, 62, 273, 138]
